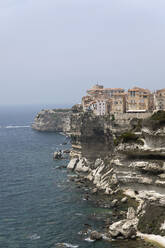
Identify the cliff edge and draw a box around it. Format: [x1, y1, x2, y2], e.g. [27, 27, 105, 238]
[32, 109, 72, 133]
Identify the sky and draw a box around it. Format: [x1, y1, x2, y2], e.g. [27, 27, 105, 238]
[0, 0, 165, 105]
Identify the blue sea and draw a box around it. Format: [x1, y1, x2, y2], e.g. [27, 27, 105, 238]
[0, 105, 147, 248]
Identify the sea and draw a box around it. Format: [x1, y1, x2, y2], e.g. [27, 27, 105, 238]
[0, 105, 149, 248]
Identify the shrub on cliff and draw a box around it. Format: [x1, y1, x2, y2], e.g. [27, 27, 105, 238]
[52, 108, 72, 112]
[114, 131, 139, 145]
[143, 110, 165, 130]
[72, 104, 83, 113]
[121, 132, 139, 143]
[150, 110, 165, 122]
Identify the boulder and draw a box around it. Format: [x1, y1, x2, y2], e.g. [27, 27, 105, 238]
[75, 158, 89, 172]
[105, 187, 113, 195]
[111, 199, 118, 207]
[53, 151, 63, 159]
[109, 218, 138, 239]
[90, 231, 102, 240]
[127, 207, 136, 220]
[121, 197, 128, 203]
[92, 188, 98, 194]
[67, 158, 79, 170]
[109, 207, 138, 239]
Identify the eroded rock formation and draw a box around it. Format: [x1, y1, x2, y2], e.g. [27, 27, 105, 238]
[67, 110, 165, 239]
[32, 109, 71, 133]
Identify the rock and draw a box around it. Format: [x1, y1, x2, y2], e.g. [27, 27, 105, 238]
[94, 159, 104, 168]
[127, 207, 136, 220]
[67, 158, 79, 170]
[53, 151, 63, 159]
[159, 173, 165, 179]
[111, 199, 118, 207]
[63, 149, 70, 154]
[92, 188, 98, 194]
[75, 158, 89, 172]
[32, 109, 71, 132]
[105, 187, 113, 195]
[111, 174, 118, 185]
[121, 197, 128, 203]
[155, 180, 165, 186]
[90, 231, 102, 240]
[109, 218, 138, 239]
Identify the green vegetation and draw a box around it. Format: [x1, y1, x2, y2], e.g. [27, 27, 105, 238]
[138, 205, 165, 236]
[52, 108, 71, 112]
[143, 110, 165, 130]
[114, 131, 140, 146]
[150, 110, 165, 122]
[111, 114, 115, 121]
[121, 132, 139, 143]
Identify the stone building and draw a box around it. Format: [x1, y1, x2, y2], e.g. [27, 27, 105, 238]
[87, 99, 111, 116]
[86, 84, 104, 98]
[82, 95, 93, 111]
[154, 88, 165, 111]
[126, 87, 152, 113]
[87, 85, 125, 99]
[110, 93, 126, 114]
[82, 84, 164, 115]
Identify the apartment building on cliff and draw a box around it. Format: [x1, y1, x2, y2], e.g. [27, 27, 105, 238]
[126, 87, 153, 113]
[154, 88, 165, 111]
[82, 84, 165, 116]
[83, 84, 126, 115]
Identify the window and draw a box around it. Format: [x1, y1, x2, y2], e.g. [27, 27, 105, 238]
[130, 91, 135, 97]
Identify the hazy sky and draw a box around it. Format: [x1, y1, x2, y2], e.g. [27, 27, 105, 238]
[0, 0, 165, 105]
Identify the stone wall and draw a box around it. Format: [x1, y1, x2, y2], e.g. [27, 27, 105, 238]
[113, 113, 151, 125]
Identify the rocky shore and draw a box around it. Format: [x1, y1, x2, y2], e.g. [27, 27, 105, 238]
[66, 170, 158, 248]
[67, 110, 165, 246]
[32, 107, 165, 246]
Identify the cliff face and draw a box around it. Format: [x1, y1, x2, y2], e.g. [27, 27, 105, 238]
[32, 109, 71, 133]
[68, 111, 165, 237]
[70, 112, 114, 159]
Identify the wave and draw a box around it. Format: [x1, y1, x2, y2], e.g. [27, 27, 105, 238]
[84, 237, 95, 242]
[29, 234, 40, 240]
[56, 243, 79, 248]
[5, 125, 30, 129]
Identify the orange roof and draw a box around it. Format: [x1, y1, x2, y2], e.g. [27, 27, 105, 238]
[104, 88, 124, 91]
[156, 88, 165, 93]
[128, 87, 150, 93]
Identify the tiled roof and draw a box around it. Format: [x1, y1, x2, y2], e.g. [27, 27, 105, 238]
[128, 87, 150, 93]
[156, 88, 165, 93]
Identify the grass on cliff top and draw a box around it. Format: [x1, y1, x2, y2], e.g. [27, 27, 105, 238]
[52, 108, 72, 112]
[143, 110, 165, 130]
[150, 110, 165, 122]
[114, 131, 142, 146]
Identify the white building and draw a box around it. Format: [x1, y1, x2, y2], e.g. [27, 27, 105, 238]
[88, 99, 107, 115]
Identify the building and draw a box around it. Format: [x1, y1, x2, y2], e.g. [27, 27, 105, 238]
[82, 95, 93, 111]
[111, 93, 126, 114]
[87, 85, 125, 99]
[102, 88, 125, 98]
[86, 98, 111, 116]
[126, 87, 151, 113]
[82, 84, 165, 116]
[154, 88, 165, 111]
[86, 84, 104, 98]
